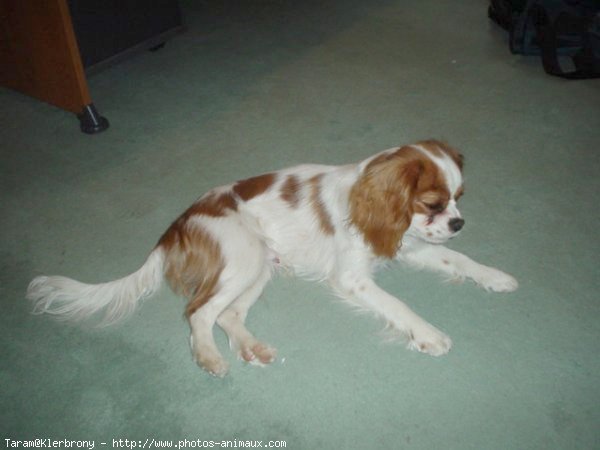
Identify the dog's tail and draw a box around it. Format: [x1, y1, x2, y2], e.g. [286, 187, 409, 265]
[26, 247, 165, 326]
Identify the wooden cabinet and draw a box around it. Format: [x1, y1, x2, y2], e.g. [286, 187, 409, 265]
[0, 0, 183, 133]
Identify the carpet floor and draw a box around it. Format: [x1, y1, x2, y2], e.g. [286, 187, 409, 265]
[1, 1, 599, 449]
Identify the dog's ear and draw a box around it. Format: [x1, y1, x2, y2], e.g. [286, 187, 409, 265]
[350, 149, 423, 258]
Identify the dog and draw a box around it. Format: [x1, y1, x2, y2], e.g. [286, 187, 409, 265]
[27, 140, 518, 377]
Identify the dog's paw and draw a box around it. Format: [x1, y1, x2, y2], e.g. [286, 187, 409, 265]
[407, 323, 452, 356]
[194, 354, 229, 378]
[239, 342, 277, 366]
[473, 267, 518, 293]
[191, 339, 230, 377]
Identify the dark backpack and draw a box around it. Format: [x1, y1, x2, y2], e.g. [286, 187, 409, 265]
[489, 0, 600, 79]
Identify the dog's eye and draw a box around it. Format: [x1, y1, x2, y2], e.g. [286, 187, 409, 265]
[424, 203, 445, 214]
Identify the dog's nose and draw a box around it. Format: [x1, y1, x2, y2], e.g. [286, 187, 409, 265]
[449, 218, 465, 233]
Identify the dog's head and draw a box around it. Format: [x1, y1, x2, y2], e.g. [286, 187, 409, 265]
[350, 140, 464, 257]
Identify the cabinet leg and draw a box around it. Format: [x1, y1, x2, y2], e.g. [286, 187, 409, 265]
[78, 104, 109, 134]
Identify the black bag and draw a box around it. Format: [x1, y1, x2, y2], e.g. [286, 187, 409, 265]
[489, 0, 600, 79]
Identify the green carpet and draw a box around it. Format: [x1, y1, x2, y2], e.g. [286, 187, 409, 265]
[2, 1, 599, 448]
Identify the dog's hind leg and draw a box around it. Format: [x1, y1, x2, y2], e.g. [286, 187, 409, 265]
[189, 264, 270, 377]
[184, 220, 270, 377]
[217, 265, 276, 366]
[188, 286, 241, 377]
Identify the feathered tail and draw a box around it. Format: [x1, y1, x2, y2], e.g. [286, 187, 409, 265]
[26, 248, 165, 326]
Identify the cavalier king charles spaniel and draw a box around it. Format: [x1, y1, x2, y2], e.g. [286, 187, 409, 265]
[27, 140, 518, 377]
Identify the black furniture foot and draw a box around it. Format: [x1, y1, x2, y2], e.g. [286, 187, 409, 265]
[78, 104, 109, 134]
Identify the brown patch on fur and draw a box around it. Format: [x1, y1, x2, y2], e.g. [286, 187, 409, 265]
[156, 193, 233, 316]
[350, 146, 451, 258]
[158, 218, 224, 317]
[417, 139, 464, 170]
[308, 174, 335, 235]
[280, 175, 302, 208]
[157, 192, 237, 250]
[233, 173, 276, 201]
[185, 192, 238, 218]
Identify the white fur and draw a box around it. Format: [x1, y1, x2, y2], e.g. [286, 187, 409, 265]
[27, 249, 164, 326]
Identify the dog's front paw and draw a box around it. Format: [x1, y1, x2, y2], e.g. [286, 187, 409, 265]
[473, 267, 518, 293]
[239, 342, 277, 366]
[407, 323, 452, 356]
